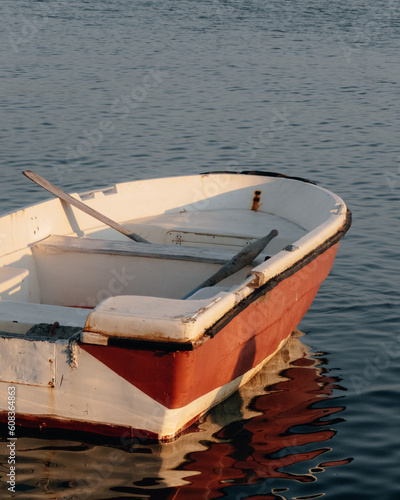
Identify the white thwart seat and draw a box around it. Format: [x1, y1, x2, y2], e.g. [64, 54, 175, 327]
[82, 291, 236, 344]
[33, 234, 267, 265]
[33, 234, 266, 306]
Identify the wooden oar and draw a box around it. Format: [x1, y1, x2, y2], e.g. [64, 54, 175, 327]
[182, 229, 278, 299]
[23, 170, 150, 243]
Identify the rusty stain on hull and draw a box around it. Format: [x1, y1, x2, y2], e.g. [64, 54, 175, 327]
[251, 190, 262, 211]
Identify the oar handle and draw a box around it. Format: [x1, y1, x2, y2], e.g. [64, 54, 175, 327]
[23, 170, 150, 244]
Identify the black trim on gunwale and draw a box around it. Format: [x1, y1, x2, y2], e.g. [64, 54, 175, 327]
[105, 336, 197, 352]
[201, 170, 317, 185]
[81, 208, 352, 353]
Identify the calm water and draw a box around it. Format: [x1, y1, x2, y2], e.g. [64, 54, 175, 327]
[0, 0, 399, 498]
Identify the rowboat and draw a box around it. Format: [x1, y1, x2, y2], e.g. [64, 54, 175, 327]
[0, 170, 351, 441]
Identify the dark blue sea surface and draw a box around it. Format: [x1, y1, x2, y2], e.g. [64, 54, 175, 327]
[0, 0, 399, 498]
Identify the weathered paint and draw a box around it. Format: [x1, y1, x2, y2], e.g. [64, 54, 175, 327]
[0, 337, 55, 387]
[251, 189, 262, 211]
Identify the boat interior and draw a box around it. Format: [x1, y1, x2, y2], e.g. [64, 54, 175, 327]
[0, 173, 344, 331]
[0, 208, 305, 307]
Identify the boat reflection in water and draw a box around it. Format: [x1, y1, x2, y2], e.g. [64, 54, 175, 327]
[0, 330, 352, 499]
[162, 330, 352, 500]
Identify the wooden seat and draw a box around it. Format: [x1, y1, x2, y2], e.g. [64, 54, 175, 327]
[34, 235, 249, 265]
[32, 235, 268, 305]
